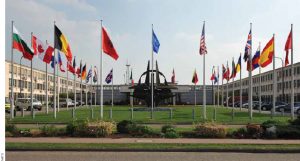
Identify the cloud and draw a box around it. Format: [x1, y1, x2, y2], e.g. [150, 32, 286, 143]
[43, 0, 97, 13]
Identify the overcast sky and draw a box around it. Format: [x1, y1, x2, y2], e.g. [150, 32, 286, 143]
[5, 0, 300, 85]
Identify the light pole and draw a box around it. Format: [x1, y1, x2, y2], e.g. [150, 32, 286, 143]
[19, 56, 24, 98]
[275, 57, 284, 102]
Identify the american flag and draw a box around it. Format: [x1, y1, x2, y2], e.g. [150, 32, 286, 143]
[199, 23, 207, 55]
[243, 29, 252, 62]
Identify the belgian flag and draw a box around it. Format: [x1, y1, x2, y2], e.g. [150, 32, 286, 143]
[54, 25, 72, 61]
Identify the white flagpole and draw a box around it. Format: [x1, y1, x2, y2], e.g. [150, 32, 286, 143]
[212, 66, 214, 107]
[10, 21, 15, 119]
[85, 78, 87, 106]
[240, 53, 242, 111]
[90, 66, 93, 107]
[258, 43, 262, 113]
[53, 21, 57, 119]
[232, 58, 235, 119]
[226, 61, 229, 108]
[221, 69, 224, 107]
[80, 65, 83, 107]
[94, 66, 97, 106]
[74, 64, 76, 110]
[203, 48, 206, 118]
[57, 59, 60, 112]
[217, 66, 220, 107]
[249, 23, 253, 120]
[111, 68, 114, 119]
[100, 20, 104, 119]
[272, 34, 276, 118]
[291, 24, 295, 119]
[45, 40, 49, 114]
[151, 24, 154, 119]
[30, 32, 34, 118]
[66, 63, 69, 110]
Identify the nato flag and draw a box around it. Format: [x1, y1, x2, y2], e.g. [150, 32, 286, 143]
[152, 29, 160, 53]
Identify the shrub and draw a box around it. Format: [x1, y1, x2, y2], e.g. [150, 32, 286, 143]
[164, 129, 180, 138]
[161, 124, 175, 133]
[276, 125, 300, 139]
[128, 125, 158, 137]
[232, 128, 247, 139]
[246, 124, 263, 139]
[194, 123, 227, 138]
[87, 121, 115, 137]
[66, 120, 89, 137]
[6, 124, 18, 134]
[290, 115, 300, 126]
[30, 129, 42, 137]
[117, 120, 136, 134]
[40, 125, 64, 137]
[261, 120, 285, 130]
[5, 132, 13, 137]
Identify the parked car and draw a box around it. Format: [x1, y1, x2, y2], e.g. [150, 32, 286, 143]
[277, 102, 300, 114]
[51, 98, 75, 107]
[261, 101, 288, 111]
[5, 97, 10, 113]
[15, 98, 42, 111]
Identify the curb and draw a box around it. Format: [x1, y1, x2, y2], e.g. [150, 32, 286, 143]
[6, 148, 300, 153]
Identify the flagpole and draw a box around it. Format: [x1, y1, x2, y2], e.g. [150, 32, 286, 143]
[45, 40, 49, 114]
[249, 23, 253, 120]
[151, 24, 154, 119]
[85, 79, 87, 106]
[258, 43, 262, 113]
[111, 68, 114, 119]
[53, 21, 57, 119]
[272, 34, 276, 118]
[221, 69, 224, 107]
[95, 66, 97, 106]
[240, 53, 242, 111]
[217, 66, 220, 107]
[90, 66, 93, 108]
[232, 57, 235, 119]
[226, 61, 229, 108]
[10, 20, 15, 119]
[57, 59, 60, 112]
[66, 62, 69, 110]
[203, 21, 207, 120]
[212, 66, 214, 107]
[291, 24, 295, 120]
[30, 32, 34, 119]
[74, 63, 76, 110]
[80, 66, 83, 107]
[100, 20, 104, 119]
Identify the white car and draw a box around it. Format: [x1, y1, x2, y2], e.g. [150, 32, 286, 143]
[15, 98, 42, 111]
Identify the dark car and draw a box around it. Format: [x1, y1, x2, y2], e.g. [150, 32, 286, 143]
[277, 102, 300, 114]
[261, 101, 288, 111]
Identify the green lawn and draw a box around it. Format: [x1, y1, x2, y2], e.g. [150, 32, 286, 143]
[7, 105, 291, 124]
[6, 142, 300, 151]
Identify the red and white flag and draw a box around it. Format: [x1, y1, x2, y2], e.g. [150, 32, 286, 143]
[32, 35, 54, 64]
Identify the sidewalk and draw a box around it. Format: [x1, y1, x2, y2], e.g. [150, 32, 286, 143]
[6, 137, 300, 145]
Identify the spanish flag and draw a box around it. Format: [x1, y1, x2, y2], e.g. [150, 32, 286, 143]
[259, 37, 274, 68]
[54, 25, 72, 61]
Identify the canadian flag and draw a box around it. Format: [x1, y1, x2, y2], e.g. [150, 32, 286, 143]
[32, 35, 54, 64]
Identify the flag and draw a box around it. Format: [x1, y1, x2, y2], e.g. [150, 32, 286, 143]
[54, 25, 72, 61]
[259, 37, 274, 68]
[12, 25, 34, 60]
[171, 69, 175, 84]
[230, 59, 236, 79]
[152, 29, 160, 53]
[215, 69, 219, 84]
[58, 51, 66, 72]
[32, 35, 54, 64]
[130, 69, 134, 86]
[86, 67, 92, 83]
[222, 64, 226, 80]
[285, 29, 292, 66]
[76, 60, 82, 78]
[67, 56, 75, 74]
[93, 66, 98, 83]
[102, 27, 119, 60]
[199, 23, 207, 55]
[251, 46, 261, 71]
[235, 55, 241, 73]
[81, 64, 87, 80]
[105, 69, 113, 84]
[210, 69, 215, 81]
[50, 53, 57, 69]
[225, 64, 230, 81]
[243, 29, 252, 62]
[192, 69, 198, 84]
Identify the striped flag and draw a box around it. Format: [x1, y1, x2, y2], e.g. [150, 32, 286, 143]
[199, 23, 207, 55]
[243, 29, 252, 62]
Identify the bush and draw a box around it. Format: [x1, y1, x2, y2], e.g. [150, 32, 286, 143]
[290, 115, 300, 126]
[194, 123, 227, 138]
[66, 120, 89, 137]
[117, 120, 136, 134]
[128, 125, 158, 137]
[87, 121, 115, 137]
[232, 128, 247, 139]
[261, 120, 285, 130]
[246, 124, 263, 139]
[161, 124, 175, 133]
[40, 125, 64, 137]
[30, 129, 42, 137]
[276, 125, 300, 139]
[6, 124, 18, 134]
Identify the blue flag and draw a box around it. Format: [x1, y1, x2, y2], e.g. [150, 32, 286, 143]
[51, 54, 57, 69]
[152, 29, 160, 53]
[105, 69, 113, 84]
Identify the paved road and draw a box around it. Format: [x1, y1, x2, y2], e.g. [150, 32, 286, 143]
[6, 152, 300, 161]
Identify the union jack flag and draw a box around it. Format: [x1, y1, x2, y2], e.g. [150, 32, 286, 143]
[199, 22, 207, 55]
[243, 29, 252, 62]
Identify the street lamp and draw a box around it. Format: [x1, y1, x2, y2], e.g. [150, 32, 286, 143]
[19, 56, 24, 98]
[275, 57, 284, 102]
